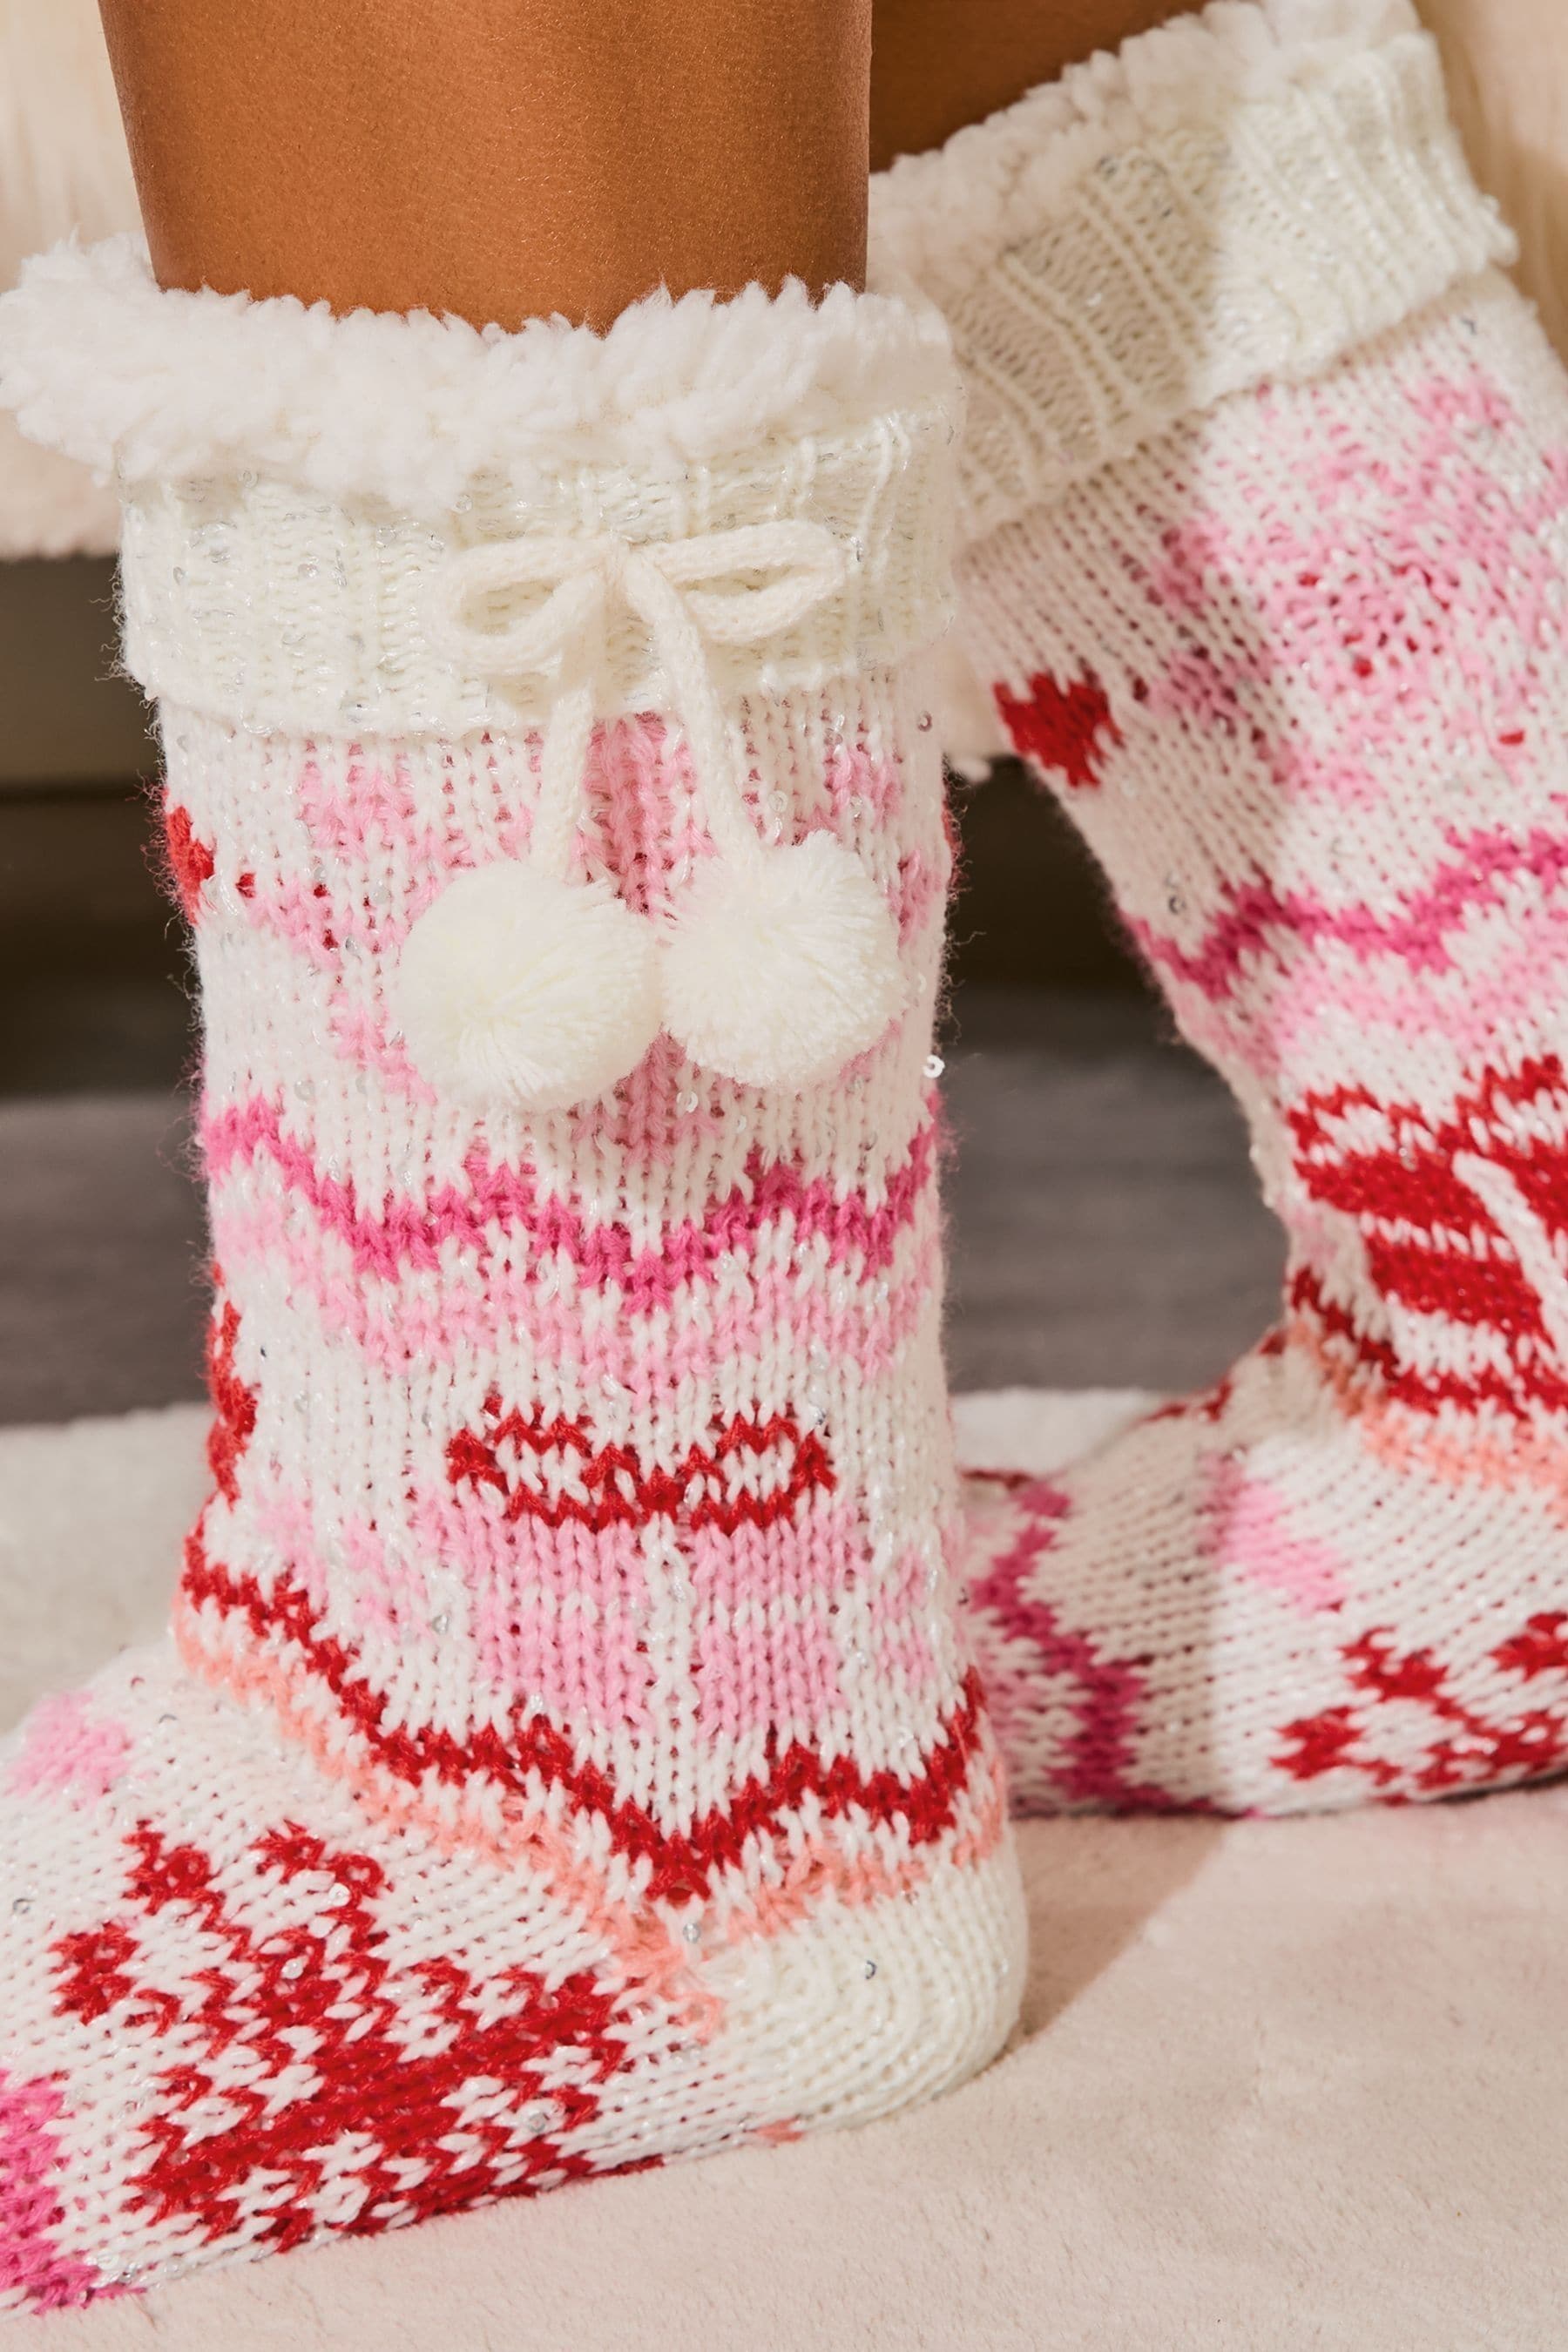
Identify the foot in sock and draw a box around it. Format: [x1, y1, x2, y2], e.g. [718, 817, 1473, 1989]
[875, 0, 1568, 1812]
[0, 247, 1023, 2310]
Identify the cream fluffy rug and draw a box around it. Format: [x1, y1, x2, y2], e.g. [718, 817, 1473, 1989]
[2, 1389, 1565, 2349]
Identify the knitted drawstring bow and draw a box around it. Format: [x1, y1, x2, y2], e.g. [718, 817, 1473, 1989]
[395, 521, 904, 1113]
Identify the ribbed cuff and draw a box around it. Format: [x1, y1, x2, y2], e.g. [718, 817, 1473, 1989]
[112, 416, 956, 740]
[869, 0, 1513, 545]
[0, 240, 960, 736]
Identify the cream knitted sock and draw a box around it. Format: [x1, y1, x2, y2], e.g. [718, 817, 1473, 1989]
[875, 0, 1568, 1812]
[0, 242, 1023, 2310]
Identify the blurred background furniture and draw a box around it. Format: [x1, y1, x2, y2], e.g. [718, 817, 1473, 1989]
[0, 0, 135, 556]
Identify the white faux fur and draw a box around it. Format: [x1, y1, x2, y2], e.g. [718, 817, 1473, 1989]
[0, 0, 1565, 560]
[869, 0, 1426, 309]
[0, 237, 956, 517]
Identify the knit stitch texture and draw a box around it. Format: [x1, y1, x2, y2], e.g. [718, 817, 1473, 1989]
[876, 0, 1568, 1812]
[0, 252, 1023, 2308]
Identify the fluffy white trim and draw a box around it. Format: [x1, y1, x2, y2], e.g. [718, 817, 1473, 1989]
[0, 237, 956, 517]
[870, 0, 1423, 308]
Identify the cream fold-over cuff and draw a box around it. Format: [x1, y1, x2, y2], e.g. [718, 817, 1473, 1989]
[869, 0, 1513, 547]
[0, 238, 962, 739]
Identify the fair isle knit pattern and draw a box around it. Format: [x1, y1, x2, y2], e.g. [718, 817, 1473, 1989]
[875, 0, 1568, 1813]
[0, 248, 1024, 2310]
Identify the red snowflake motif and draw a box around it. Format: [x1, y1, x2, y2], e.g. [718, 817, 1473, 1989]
[51, 1820, 635, 2262]
[1274, 1613, 1568, 1797]
[181, 1524, 987, 1908]
[1290, 1054, 1568, 1417]
[994, 669, 1122, 791]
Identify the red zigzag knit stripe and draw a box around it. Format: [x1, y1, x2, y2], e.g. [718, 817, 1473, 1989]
[180, 1535, 986, 1905]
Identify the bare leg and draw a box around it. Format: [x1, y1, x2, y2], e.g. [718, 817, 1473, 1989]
[870, 0, 1204, 172]
[97, 0, 872, 328]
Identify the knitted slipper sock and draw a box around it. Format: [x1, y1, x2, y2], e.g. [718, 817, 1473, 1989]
[875, 0, 1568, 1813]
[0, 242, 1023, 2310]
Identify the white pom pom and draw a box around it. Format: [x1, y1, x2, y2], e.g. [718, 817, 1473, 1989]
[661, 834, 903, 1091]
[394, 862, 661, 1113]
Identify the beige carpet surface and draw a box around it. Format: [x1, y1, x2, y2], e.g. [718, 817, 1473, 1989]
[2, 1396, 1563, 2350]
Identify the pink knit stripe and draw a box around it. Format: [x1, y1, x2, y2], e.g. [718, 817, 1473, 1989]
[324, 996, 441, 1103]
[202, 1096, 936, 1294]
[0, 2074, 107, 2313]
[1132, 817, 1568, 1005]
[825, 742, 906, 827]
[208, 1187, 938, 1377]
[1254, 895, 1568, 1072]
[966, 1477, 1188, 1812]
[1153, 889, 1568, 1092]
